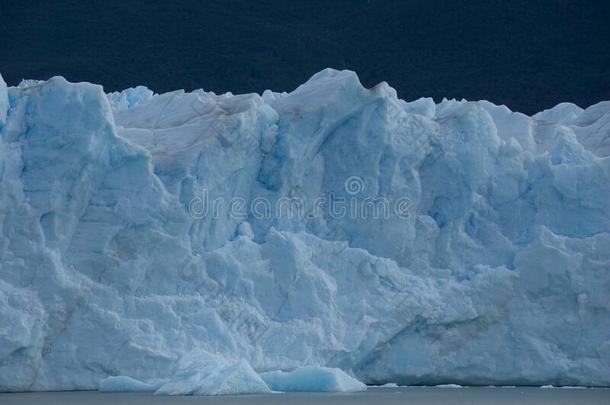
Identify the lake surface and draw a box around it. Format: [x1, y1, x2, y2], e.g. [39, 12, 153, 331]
[2, 387, 609, 405]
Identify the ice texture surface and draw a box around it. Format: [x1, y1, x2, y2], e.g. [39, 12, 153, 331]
[154, 350, 271, 395]
[0, 69, 609, 392]
[99, 350, 272, 395]
[261, 367, 366, 392]
[98, 376, 159, 392]
[0, 75, 8, 127]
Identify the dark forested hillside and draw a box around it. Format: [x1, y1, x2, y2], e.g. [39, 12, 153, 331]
[1, 0, 608, 114]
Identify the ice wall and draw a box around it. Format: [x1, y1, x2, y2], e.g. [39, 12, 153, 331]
[0, 74, 7, 126]
[0, 70, 609, 391]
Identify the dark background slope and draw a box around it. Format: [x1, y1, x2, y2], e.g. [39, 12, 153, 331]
[1, 0, 608, 114]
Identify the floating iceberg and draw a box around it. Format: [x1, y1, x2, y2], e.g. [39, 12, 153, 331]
[98, 351, 272, 396]
[154, 350, 270, 396]
[379, 382, 400, 388]
[98, 376, 159, 392]
[98, 353, 366, 395]
[261, 366, 366, 392]
[0, 69, 609, 392]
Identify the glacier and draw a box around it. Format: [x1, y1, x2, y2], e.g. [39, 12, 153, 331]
[0, 68, 609, 392]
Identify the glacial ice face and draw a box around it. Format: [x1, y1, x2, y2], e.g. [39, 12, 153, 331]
[0, 76, 7, 125]
[0, 69, 609, 391]
[107, 86, 155, 111]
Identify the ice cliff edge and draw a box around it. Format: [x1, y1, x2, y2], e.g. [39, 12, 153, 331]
[0, 69, 609, 391]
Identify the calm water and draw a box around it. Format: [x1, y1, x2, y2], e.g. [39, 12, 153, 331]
[1, 387, 609, 405]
